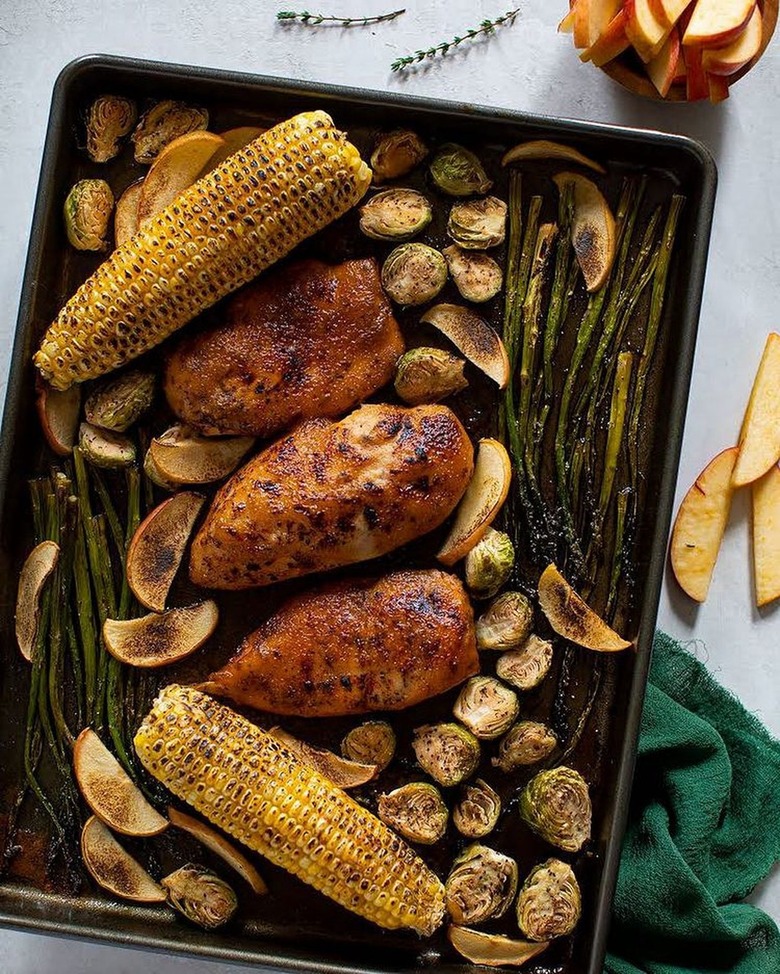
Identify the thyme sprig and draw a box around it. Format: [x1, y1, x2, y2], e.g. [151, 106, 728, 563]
[277, 8, 405, 25]
[391, 8, 521, 71]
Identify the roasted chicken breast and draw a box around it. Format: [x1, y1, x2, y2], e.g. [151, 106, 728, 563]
[189, 403, 474, 589]
[201, 570, 479, 716]
[164, 258, 404, 437]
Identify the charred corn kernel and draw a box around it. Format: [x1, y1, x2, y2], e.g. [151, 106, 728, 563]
[35, 111, 371, 390]
[134, 685, 446, 936]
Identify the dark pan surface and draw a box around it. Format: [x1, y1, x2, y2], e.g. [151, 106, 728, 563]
[0, 55, 716, 974]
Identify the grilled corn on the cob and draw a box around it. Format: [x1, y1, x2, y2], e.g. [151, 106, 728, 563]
[35, 111, 371, 390]
[134, 684, 446, 936]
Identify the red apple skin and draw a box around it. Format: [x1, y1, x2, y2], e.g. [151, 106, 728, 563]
[648, 29, 682, 95]
[684, 43, 710, 99]
[581, 8, 631, 64]
[707, 73, 731, 101]
[702, 6, 762, 73]
[683, 0, 757, 48]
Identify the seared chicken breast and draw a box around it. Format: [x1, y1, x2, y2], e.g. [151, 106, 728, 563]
[164, 258, 404, 437]
[201, 570, 479, 716]
[189, 403, 474, 589]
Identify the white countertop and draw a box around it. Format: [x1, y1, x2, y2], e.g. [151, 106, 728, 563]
[1, 1, 778, 969]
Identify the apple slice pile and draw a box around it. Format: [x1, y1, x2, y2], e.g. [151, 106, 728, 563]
[670, 333, 780, 607]
[562, 0, 770, 103]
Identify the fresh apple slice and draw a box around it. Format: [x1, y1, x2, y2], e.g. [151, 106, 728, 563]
[707, 72, 731, 100]
[103, 601, 219, 668]
[149, 425, 255, 485]
[206, 126, 267, 170]
[670, 446, 738, 602]
[167, 806, 268, 893]
[438, 439, 511, 566]
[752, 465, 780, 608]
[448, 927, 550, 968]
[137, 130, 225, 226]
[16, 540, 59, 662]
[581, 8, 632, 65]
[559, 8, 576, 33]
[703, 6, 762, 73]
[74, 728, 168, 836]
[626, 0, 670, 62]
[649, 0, 695, 28]
[538, 563, 632, 651]
[114, 179, 143, 247]
[683, 0, 756, 47]
[553, 172, 616, 292]
[36, 381, 80, 456]
[733, 333, 780, 486]
[268, 728, 378, 789]
[420, 304, 509, 388]
[126, 492, 205, 612]
[647, 29, 682, 94]
[684, 42, 711, 99]
[672, 49, 689, 83]
[574, 0, 623, 48]
[501, 139, 605, 174]
[81, 815, 166, 903]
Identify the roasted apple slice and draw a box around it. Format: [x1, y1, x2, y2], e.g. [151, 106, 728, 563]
[74, 728, 168, 836]
[268, 728, 378, 789]
[501, 139, 606, 174]
[448, 926, 549, 967]
[81, 815, 166, 903]
[138, 130, 225, 226]
[438, 439, 511, 566]
[126, 492, 205, 612]
[420, 304, 509, 388]
[670, 446, 738, 602]
[167, 806, 268, 894]
[16, 540, 59, 662]
[103, 601, 219, 667]
[752, 464, 780, 608]
[552, 173, 616, 292]
[149, 426, 255, 485]
[683, 0, 756, 48]
[36, 381, 80, 456]
[703, 6, 762, 74]
[114, 179, 143, 247]
[538, 564, 631, 651]
[733, 333, 780, 486]
[206, 126, 267, 169]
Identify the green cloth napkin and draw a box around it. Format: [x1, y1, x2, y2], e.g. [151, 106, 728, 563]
[605, 632, 780, 974]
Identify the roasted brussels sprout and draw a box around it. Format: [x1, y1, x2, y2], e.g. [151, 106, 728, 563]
[516, 858, 582, 941]
[496, 635, 554, 690]
[430, 144, 492, 197]
[359, 188, 432, 241]
[519, 767, 592, 852]
[85, 370, 156, 432]
[445, 844, 518, 925]
[85, 95, 137, 163]
[131, 100, 209, 164]
[371, 129, 428, 183]
[475, 591, 534, 651]
[394, 347, 468, 405]
[79, 422, 136, 469]
[161, 864, 237, 929]
[464, 527, 515, 600]
[453, 676, 519, 741]
[64, 179, 114, 252]
[492, 721, 557, 772]
[412, 722, 480, 788]
[448, 196, 507, 249]
[377, 782, 448, 844]
[443, 245, 503, 303]
[452, 778, 501, 839]
[381, 243, 448, 306]
[341, 720, 396, 771]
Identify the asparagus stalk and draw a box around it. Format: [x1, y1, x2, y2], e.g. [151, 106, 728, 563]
[90, 466, 125, 558]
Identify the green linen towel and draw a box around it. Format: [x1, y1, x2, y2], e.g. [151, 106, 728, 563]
[605, 632, 780, 974]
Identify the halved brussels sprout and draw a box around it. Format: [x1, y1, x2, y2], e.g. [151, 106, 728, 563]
[516, 858, 582, 941]
[131, 100, 209, 164]
[496, 635, 554, 691]
[493, 721, 557, 773]
[475, 591, 534, 651]
[443, 245, 503, 303]
[85, 370, 156, 432]
[445, 844, 518, 925]
[465, 527, 515, 600]
[448, 196, 507, 249]
[371, 129, 428, 183]
[453, 676, 519, 741]
[430, 144, 492, 197]
[64, 179, 114, 252]
[412, 722, 480, 788]
[359, 188, 432, 241]
[161, 864, 238, 929]
[341, 720, 396, 771]
[79, 422, 136, 469]
[377, 782, 448, 844]
[519, 767, 592, 852]
[452, 779, 501, 839]
[382, 243, 448, 306]
[85, 95, 137, 163]
[394, 347, 468, 405]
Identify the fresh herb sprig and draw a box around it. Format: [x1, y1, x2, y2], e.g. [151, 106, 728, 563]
[277, 8, 405, 25]
[391, 8, 521, 72]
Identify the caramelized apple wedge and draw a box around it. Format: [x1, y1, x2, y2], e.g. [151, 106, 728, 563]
[268, 728, 378, 789]
[448, 926, 549, 967]
[438, 438, 511, 566]
[553, 172, 616, 292]
[74, 728, 168, 836]
[501, 139, 605, 174]
[36, 381, 80, 456]
[81, 815, 166, 903]
[752, 464, 780, 608]
[538, 564, 631, 651]
[149, 426, 255, 486]
[103, 601, 219, 668]
[114, 179, 143, 247]
[16, 540, 59, 662]
[733, 333, 780, 486]
[126, 492, 205, 612]
[138, 130, 225, 226]
[420, 304, 509, 388]
[206, 126, 267, 170]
